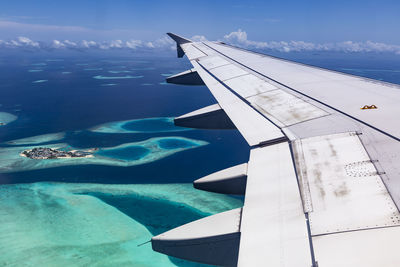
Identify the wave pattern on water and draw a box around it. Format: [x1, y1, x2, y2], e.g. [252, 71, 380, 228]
[28, 69, 43, 72]
[108, 70, 132, 74]
[93, 75, 143, 80]
[32, 80, 48, 83]
[84, 68, 103, 71]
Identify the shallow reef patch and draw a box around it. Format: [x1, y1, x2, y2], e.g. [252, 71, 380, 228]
[90, 117, 189, 134]
[5, 132, 65, 145]
[0, 182, 242, 266]
[0, 112, 17, 126]
[0, 137, 207, 173]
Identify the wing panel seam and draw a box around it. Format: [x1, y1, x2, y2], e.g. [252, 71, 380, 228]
[312, 224, 400, 238]
[214, 42, 400, 90]
[195, 60, 286, 141]
[202, 42, 400, 143]
[191, 43, 209, 56]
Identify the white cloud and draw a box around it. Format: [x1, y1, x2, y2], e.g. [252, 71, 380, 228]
[0, 36, 41, 49]
[51, 40, 65, 48]
[63, 40, 77, 47]
[125, 40, 143, 49]
[16, 36, 40, 48]
[81, 40, 97, 48]
[109, 40, 123, 48]
[224, 29, 248, 44]
[0, 30, 400, 54]
[223, 29, 400, 54]
[191, 35, 208, 42]
[145, 42, 155, 48]
[135, 36, 175, 50]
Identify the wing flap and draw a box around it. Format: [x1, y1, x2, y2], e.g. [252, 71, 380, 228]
[238, 142, 311, 266]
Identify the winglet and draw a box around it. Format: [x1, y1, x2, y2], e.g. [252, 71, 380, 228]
[167, 33, 192, 58]
[167, 33, 192, 44]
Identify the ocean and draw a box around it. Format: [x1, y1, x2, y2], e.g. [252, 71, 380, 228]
[0, 48, 399, 266]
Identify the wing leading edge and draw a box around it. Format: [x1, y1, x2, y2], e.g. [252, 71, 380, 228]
[151, 33, 400, 267]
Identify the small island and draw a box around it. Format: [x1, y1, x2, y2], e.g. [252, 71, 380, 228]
[21, 147, 98, 159]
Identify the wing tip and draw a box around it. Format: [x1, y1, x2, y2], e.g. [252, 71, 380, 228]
[166, 32, 192, 44]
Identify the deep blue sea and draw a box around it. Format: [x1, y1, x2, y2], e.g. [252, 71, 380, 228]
[0, 49, 399, 266]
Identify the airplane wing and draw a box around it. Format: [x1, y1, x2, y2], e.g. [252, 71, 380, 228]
[151, 33, 400, 267]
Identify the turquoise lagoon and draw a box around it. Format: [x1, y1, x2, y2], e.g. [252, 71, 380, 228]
[0, 137, 207, 173]
[0, 183, 241, 266]
[91, 117, 189, 134]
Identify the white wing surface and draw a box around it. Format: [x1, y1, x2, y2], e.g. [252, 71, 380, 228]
[151, 33, 400, 267]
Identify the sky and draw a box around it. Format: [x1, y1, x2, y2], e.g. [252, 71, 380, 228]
[1, 0, 400, 53]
